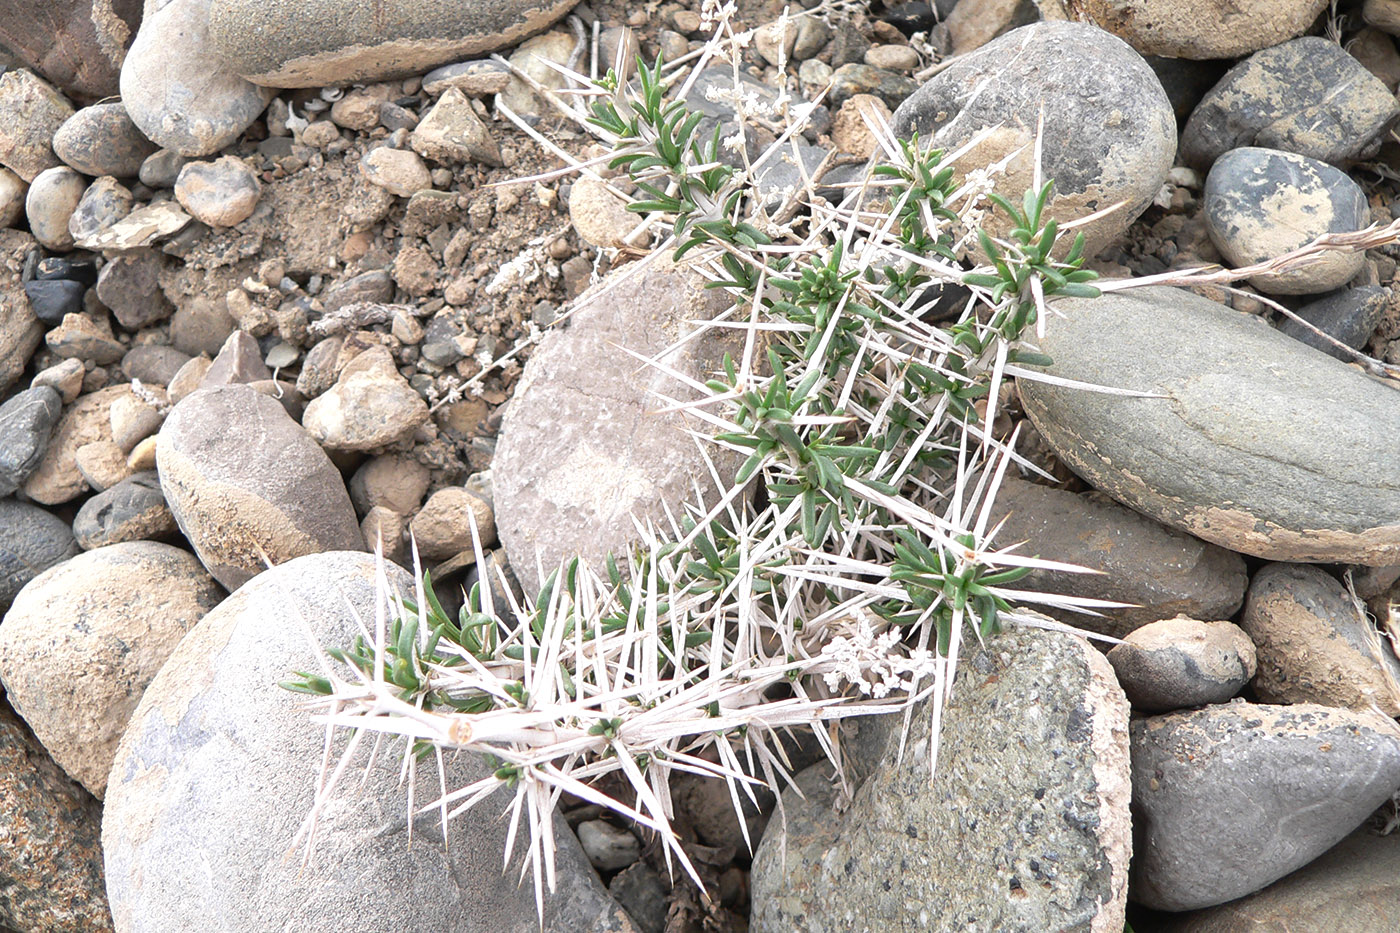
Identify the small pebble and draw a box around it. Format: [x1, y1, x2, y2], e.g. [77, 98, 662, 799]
[25, 165, 87, 250]
[359, 147, 432, 197]
[175, 156, 262, 227]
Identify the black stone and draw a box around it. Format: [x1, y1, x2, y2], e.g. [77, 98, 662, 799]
[35, 255, 98, 287]
[0, 498, 81, 610]
[24, 278, 87, 325]
[1277, 286, 1388, 360]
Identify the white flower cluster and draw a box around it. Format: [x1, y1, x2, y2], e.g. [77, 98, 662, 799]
[700, 0, 737, 31]
[818, 612, 938, 699]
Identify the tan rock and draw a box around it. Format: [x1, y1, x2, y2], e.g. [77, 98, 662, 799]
[301, 346, 430, 452]
[409, 487, 496, 560]
[349, 453, 431, 516]
[569, 176, 636, 249]
[23, 384, 137, 505]
[831, 94, 890, 159]
[75, 439, 134, 491]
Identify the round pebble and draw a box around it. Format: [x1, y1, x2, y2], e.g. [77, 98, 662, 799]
[359, 146, 432, 197]
[1106, 616, 1257, 712]
[174, 156, 261, 227]
[24, 166, 87, 250]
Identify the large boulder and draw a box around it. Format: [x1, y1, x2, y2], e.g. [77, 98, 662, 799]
[751, 626, 1131, 932]
[102, 551, 635, 932]
[156, 385, 364, 590]
[0, 541, 222, 797]
[1019, 287, 1400, 564]
[1064, 0, 1330, 60]
[0, 0, 142, 103]
[494, 256, 748, 599]
[890, 21, 1175, 256]
[207, 0, 578, 87]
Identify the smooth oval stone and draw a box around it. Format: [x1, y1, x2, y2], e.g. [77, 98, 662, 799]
[890, 21, 1176, 256]
[1204, 147, 1368, 295]
[1106, 616, 1256, 712]
[0, 498, 80, 611]
[1065, 0, 1328, 60]
[1019, 286, 1400, 564]
[0, 385, 62, 496]
[24, 165, 87, 250]
[206, 0, 579, 87]
[1130, 702, 1400, 911]
[156, 385, 364, 590]
[23, 278, 86, 325]
[52, 102, 159, 178]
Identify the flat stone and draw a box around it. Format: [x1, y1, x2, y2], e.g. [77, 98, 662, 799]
[22, 383, 138, 505]
[156, 385, 364, 589]
[68, 174, 134, 246]
[1241, 562, 1400, 715]
[1065, 0, 1329, 60]
[0, 498, 80, 612]
[1277, 285, 1387, 360]
[73, 471, 179, 550]
[52, 102, 158, 177]
[1106, 616, 1256, 713]
[0, 69, 74, 182]
[988, 477, 1247, 637]
[0, 385, 63, 496]
[1204, 147, 1368, 295]
[410, 87, 502, 166]
[102, 551, 635, 933]
[82, 199, 191, 251]
[890, 21, 1176, 256]
[1181, 37, 1400, 169]
[0, 698, 112, 933]
[751, 627, 1131, 932]
[0, 541, 222, 797]
[109, 391, 165, 453]
[422, 60, 511, 97]
[494, 256, 748, 599]
[119, 0, 275, 156]
[1130, 702, 1400, 911]
[1019, 286, 1400, 564]
[76, 437, 135, 490]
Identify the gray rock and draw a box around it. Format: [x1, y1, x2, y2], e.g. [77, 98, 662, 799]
[0, 69, 73, 182]
[24, 165, 87, 250]
[0, 541, 222, 797]
[0, 0, 140, 104]
[45, 311, 125, 364]
[73, 471, 179, 550]
[422, 59, 511, 97]
[1204, 147, 1368, 295]
[1242, 562, 1400, 716]
[1065, 0, 1329, 60]
[119, 0, 274, 156]
[607, 864, 668, 933]
[827, 62, 918, 111]
[0, 386, 62, 496]
[1019, 286, 1400, 564]
[750, 627, 1131, 932]
[201, 329, 272, 388]
[68, 174, 133, 246]
[1130, 702, 1400, 911]
[1180, 37, 1399, 170]
[1154, 827, 1400, 931]
[577, 821, 641, 873]
[207, 0, 577, 87]
[891, 21, 1176, 256]
[494, 257, 748, 599]
[156, 385, 364, 590]
[988, 476, 1247, 638]
[1277, 285, 1387, 360]
[301, 345, 429, 451]
[137, 149, 187, 188]
[320, 269, 393, 315]
[348, 454, 430, 516]
[0, 498, 80, 611]
[174, 155, 260, 227]
[169, 295, 235, 358]
[102, 551, 636, 933]
[0, 697, 112, 933]
[24, 277, 87, 325]
[52, 102, 158, 177]
[100, 250, 175, 332]
[410, 87, 502, 166]
[1106, 616, 1256, 712]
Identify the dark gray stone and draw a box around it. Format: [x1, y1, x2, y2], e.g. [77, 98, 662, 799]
[102, 551, 635, 933]
[988, 476, 1247, 638]
[73, 471, 178, 549]
[750, 627, 1131, 932]
[1130, 702, 1400, 911]
[420, 314, 465, 366]
[138, 149, 187, 189]
[22, 277, 85, 325]
[320, 269, 393, 314]
[1145, 56, 1228, 125]
[1106, 616, 1256, 713]
[1180, 37, 1400, 170]
[607, 864, 668, 933]
[891, 21, 1176, 255]
[1242, 562, 1400, 716]
[122, 344, 192, 386]
[0, 385, 62, 496]
[52, 102, 158, 177]
[0, 498, 80, 610]
[827, 62, 918, 110]
[98, 249, 173, 331]
[1277, 285, 1388, 360]
[1019, 286, 1400, 564]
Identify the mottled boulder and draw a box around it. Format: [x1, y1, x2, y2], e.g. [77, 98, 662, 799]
[1204, 147, 1368, 295]
[52, 102, 158, 177]
[0, 499, 80, 612]
[751, 627, 1130, 932]
[890, 21, 1175, 255]
[988, 476, 1246, 638]
[207, 0, 578, 87]
[1106, 616, 1256, 712]
[0, 698, 112, 932]
[22, 384, 140, 505]
[156, 385, 364, 590]
[0, 386, 63, 496]
[102, 551, 634, 933]
[0, 0, 142, 103]
[0, 541, 221, 797]
[1242, 563, 1400, 715]
[73, 471, 178, 549]
[1181, 38, 1399, 170]
[1019, 287, 1400, 564]
[494, 257, 747, 599]
[1130, 702, 1400, 911]
[1065, 0, 1329, 60]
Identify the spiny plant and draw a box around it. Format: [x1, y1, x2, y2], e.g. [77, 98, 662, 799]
[283, 12, 1129, 922]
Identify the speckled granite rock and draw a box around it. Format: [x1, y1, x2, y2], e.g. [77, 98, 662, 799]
[1019, 287, 1400, 564]
[751, 626, 1131, 933]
